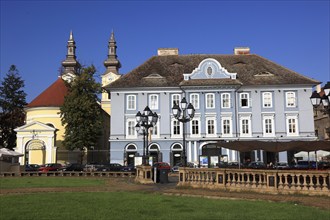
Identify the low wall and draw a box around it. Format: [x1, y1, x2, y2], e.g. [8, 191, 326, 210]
[178, 168, 330, 196]
[0, 171, 136, 178]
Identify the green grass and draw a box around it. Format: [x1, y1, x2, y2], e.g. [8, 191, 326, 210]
[0, 177, 329, 220]
[1, 191, 329, 220]
[0, 177, 106, 189]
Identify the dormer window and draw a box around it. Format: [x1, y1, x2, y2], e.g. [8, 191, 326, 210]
[207, 67, 213, 75]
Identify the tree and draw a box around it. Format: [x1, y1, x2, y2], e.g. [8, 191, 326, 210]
[0, 65, 27, 149]
[60, 65, 103, 163]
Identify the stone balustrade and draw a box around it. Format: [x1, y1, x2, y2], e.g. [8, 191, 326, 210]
[178, 168, 330, 196]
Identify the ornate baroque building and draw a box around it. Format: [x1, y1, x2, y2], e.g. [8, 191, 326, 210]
[106, 47, 319, 167]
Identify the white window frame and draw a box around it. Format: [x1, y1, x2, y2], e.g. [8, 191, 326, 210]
[286, 91, 296, 108]
[221, 116, 233, 137]
[149, 94, 159, 110]
[190, 118, 201, 137]
[239, 115, 252, 137]
[205, 93, 215, 109]
[126, 118, 137, 138]
[190, 93, 200, 109]
[171, 94, 181, 107]
[171, 118, 181, 138]
[206, 116, 217, 137]
[221, 93, 231, 108]
[286, 114, 299, 136]
[127, 95, 136, 110]
[151, 121, 160, 138]
[240, 93, 250, 108]
[262, 92, 273, 108]
[262, 115, 275, 137]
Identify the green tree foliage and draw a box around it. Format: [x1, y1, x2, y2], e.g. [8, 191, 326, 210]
[60, 65, 103, 156]
[0, 65, 27, 149]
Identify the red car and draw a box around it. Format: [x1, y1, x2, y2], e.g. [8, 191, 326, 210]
[38, 163, 63, 172]
[153, 162, 171, 170]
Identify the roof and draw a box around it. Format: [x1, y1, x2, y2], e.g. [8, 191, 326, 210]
[27, 77, 68, 108]
[0, 148, 24, 157]
[217, 140, 330, 152]
[107, 54, 320, 89]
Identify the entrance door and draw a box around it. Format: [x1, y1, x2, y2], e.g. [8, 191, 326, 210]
[149, 144, 160, 164]
[125, 144, 137, 166]
[171, 144, 183, 166]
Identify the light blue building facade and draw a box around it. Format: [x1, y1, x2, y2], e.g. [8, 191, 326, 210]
[106, 47, 318, 167]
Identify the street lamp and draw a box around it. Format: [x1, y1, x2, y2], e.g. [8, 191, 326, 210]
[135, 106, 159, 166]
[172, 97, 195, 167]
[310, 81, 330, 115]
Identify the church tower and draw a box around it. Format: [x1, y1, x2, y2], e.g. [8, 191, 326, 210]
[101, 31, 121, 115]
[61, 31, 80, 82]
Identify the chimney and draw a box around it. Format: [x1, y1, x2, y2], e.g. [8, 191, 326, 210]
[157, 48, 179, 56]
[234, 47, 250, 55]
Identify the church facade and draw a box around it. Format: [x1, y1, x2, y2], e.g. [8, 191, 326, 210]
[14, 32, 114, 165]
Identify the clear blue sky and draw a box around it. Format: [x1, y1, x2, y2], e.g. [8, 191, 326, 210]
[1, 0, 329, 102]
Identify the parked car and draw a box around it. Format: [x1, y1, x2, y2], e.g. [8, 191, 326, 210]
[62, 163, 84, 172]
[247, 161, 266, 169]
[97, 163, 123, 172]
[38, 163, 63, 172]
[227, 162, 244, 169]
[317, 161, 330, 170]
[171, 162, 195, 172]
[273, 162, 290, 170]
[153, 162, 171, 170]
[25, 164, 40, 172]
[121, 164, 136, 172]
[294, 160, 316, 170]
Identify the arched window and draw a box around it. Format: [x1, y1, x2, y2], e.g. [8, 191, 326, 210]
[207, 66, 213, 75]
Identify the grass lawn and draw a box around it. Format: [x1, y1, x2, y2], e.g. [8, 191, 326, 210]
[1, 177, 329, 220]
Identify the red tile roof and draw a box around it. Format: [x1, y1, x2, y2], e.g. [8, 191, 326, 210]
[27, 77, 68, 108]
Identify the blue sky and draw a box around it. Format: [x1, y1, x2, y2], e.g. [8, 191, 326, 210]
[1, 0, 329, 102]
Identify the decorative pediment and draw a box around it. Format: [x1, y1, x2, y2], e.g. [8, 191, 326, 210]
[183, 58, 237, 81]
[14, 121, 56, 132]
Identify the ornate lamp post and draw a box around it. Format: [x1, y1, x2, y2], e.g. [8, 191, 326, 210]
[172, 97, 195, 167]
[135, 106, 159, 166]
[310, 81, 330, 115]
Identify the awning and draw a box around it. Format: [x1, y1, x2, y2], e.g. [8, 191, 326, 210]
[0, 148, 24, 157]
[216, 140, 330, 153]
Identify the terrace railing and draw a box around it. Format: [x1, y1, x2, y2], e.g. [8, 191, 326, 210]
[178, 168, 330, 196]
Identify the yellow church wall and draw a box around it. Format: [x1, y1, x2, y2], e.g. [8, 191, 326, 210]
[26, 107, 65, 145]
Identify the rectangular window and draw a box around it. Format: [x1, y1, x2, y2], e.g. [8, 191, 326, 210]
[240, 93, 250, 108]
[240, 115, 251, 136]
[149, 94, 159, 110]
[172, 94, 181, 107]
[222, 119, 231, 135]
[286, 92, 296, 107]
[221, 93, 231, 108]
[206, 118, 216, 135]
[191, 119, 200, 135]
[286, 115, 298, 136]
[127, 95, 136, 110]
[126, 119, 136, 138]
[171, 119, 181, 137]
[263, 115, 275, 136]
[205, 93, 215, 109]
[151, 122, 159, 138]
[263, 92, 272, 108]
[190, 93, 199, 109]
